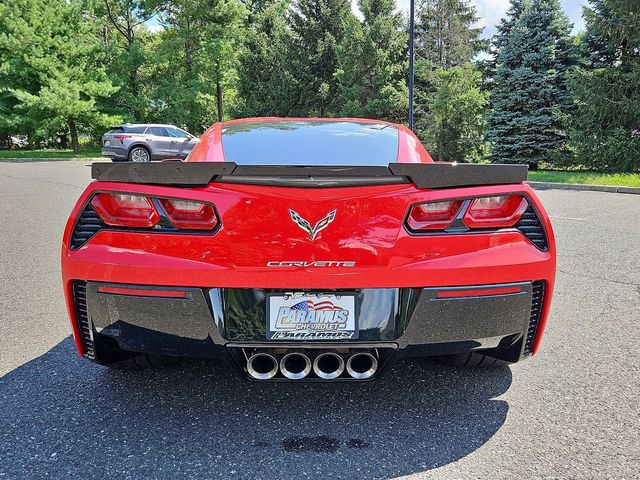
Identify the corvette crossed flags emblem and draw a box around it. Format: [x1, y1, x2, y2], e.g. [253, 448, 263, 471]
[289, 209, 337, 241]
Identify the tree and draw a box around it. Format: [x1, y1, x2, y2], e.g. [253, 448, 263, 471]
[486, 0, 576, 166]
[99, 0, 157, 120]
[147, 0, 246, 132]
[0, 0, 120, 151]
[288, 0, 355, 116]
[335, 0, 408, 122]
[235, 0, 298, 116]
[430, 65, 488, 161]
[415, 0, 487, 69]
[564, 0, 640, 171]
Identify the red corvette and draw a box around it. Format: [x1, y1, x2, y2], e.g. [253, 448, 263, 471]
[61, 118, 555, 380]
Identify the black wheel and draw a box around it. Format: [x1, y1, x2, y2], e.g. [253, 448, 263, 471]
[106, 353, 180, 370]
[128, 146, 151, 162]
[437, 352, 509, 367]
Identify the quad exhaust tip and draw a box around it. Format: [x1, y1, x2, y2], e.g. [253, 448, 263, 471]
[313, 352, 345, 380]
[247, 353, 278, 380]
[346, 352, 378, 379]
[280, 352, 312, 380]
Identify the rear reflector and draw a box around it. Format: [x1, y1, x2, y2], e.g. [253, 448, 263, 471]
[406, 200, 464, 231]
[436, 286, 522, 298]
[91, 193, 159, 228]
[463, 195, 528, 229]
[97, 286, 188, 298]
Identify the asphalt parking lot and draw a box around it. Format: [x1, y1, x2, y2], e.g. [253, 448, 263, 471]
[1, 160, 638, 479]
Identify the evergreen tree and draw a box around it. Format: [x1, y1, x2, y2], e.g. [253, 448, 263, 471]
[235, 1, 298, 116]
[147, 0, 246, 131]
[335, 0, 408, 122]
[415, 0, 487, 68]
[288, 0, 356, 116]
[430, 65, 488, 161]
[0, 0, 120, 151]
[565, 0, 640, 171]
[486, 0, 575, 166]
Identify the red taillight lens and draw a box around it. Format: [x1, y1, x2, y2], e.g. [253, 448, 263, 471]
[91, 193, 159, 228]
[159, 199, 218, 230]
[113, 135, 131, 143]
[463, 195, 528, 228]
[407, 200, 464, 231]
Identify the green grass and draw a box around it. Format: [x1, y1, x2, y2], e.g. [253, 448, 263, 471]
[0, 147, 101, 159]
[529, 170, 640, 187]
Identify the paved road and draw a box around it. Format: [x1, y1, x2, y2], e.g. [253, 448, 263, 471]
[0, 160, 638, 479]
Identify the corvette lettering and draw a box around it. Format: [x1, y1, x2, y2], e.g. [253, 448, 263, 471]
[267, 260, 356, 267]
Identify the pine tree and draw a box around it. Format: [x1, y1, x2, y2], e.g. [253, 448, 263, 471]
[288, 0, 355, 116]
[415, 0, 487, 69]
[0, 0, 120, 151]
[335, 0, 408, 122]
[235, 1, 298, 117]
[486, 0, 576, 166]
[565, 0, 640, 171]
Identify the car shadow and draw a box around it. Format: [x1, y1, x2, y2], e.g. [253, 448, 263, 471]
[1, 337, 512, 479]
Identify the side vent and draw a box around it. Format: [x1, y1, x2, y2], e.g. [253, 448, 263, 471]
[515, 206, 548, 250]
[72, 281, 95, 359]
[70, 204, 106, 249]
[523, 281, 545, 356]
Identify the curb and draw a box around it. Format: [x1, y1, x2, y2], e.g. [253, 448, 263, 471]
[528, 181, 640, 195]
[0, 157, 103, 162]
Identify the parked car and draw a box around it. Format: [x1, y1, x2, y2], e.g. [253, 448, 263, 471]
[101, 124, 199, 162]
[63, 117, 555, 378]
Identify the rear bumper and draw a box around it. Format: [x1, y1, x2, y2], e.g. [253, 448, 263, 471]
[101, 146, 127, 159]
[70, 280, 548, 377]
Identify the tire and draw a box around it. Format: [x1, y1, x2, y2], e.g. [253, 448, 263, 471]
[128, 146, 151, 162]
[106, 353, 179, 370]
[437, 351, 509, 368]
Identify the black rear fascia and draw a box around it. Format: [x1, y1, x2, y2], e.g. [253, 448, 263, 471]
[91, 162, 528, 189]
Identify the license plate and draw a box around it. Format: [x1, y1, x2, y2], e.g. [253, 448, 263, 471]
[267, 292, 357, 340]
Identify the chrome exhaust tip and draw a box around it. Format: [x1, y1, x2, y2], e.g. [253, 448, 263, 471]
[313, 352, 345, 380]
[280, 352, 312, 380]
[346, 352, 378, 379]
[247, 353, 278, 380]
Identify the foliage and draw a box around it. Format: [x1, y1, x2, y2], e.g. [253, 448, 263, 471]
[430, 65, 489, 161]
[335, 0, 408, 122]
[0, 0, 120, 151]
[564, 0, 640, 171]
[415, 0, 488, 68]
[0, 0, 639, 173]
[287, 0, 356, 116]
[486, 0, 576, 166]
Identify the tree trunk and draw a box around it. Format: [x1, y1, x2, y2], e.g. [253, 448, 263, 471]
[69, 120, 79, 153]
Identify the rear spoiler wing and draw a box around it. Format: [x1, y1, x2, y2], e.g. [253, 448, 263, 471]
[91, 162, 527, 190]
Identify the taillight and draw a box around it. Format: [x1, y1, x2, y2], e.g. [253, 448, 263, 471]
[113, 135, 131, 143]
[405, 195, 529, 232]
[90, 193, 218, 231]
[91, 193, 159, 228]
[406, 200, 464, 231]
[159, 199, 218, 230]
[463, 195, 528, 228]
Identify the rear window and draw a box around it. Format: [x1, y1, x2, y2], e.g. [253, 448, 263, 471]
[221, 121, 399, 166]
[125, 126, 149, 134]
[107, 127, 124, 134]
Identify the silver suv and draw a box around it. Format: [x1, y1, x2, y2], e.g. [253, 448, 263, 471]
[101, 124, 199, 162]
